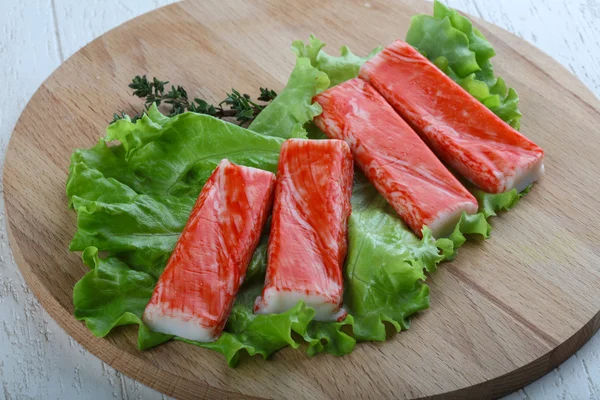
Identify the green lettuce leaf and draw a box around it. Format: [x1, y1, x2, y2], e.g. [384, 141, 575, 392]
[178, 283, 317, 367]
[305, 121, 328, 140]
[68, 163, 192, 252]
[66, 110, 279, 279]
[73, 247, 172, 349]
[303, 316, 356, 357]
[475, 186, 531, 218]
[406, 0, 522, 129]
[248, 57, 329, 138]
[245, 233, 269, 284]
[292, 35, 382, 88]
[68, 104, 283, 198]
[435, 187, 529, 261]
[341, 174, 431, 341]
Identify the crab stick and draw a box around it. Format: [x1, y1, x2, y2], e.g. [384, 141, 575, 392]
[314, 78, 478, 238]
[143, 160, 276, 342]
[359, 40, 545, 194]
[254, 139, 353, 321]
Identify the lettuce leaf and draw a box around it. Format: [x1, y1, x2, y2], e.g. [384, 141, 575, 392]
[406, 0, 522, 129]
[435, 187, 530, 261]
[248, 57, 329, 138]
[68, 164, 191, 249]
[245, 232, 270, 283]
[292, 35, 382, 88]
[303, 316, 356, 357]
[69, 104, 283, 198]
[178, 283, 317, 367]
[70, 151, 527, 364]
[342, 174, 431, 341]
[73, 247, 172, 349]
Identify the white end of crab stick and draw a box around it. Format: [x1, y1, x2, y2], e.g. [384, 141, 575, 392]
[255, 288, 347, 321]
[143, 306, 217, 342]
[509, 159, 545, 193]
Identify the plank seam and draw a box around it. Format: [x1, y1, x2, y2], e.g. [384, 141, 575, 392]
[445, 263, 560, 348]
[50, 0, 65, 62]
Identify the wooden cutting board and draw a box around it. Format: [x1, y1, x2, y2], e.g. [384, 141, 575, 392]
[4, 0, 600, 398]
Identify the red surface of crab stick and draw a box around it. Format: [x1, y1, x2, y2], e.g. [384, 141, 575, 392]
[254, 139, 353, 322]
[359, 40, 545, 194]
[143, 159, 275, 342]
[313, 78, 478, 238]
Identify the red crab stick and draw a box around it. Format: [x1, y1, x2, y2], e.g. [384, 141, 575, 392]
[359, 40, 545, 194]
[254, 139, 353, 321]
[143, 160, 276, 342]
[314, 78, 478, 238]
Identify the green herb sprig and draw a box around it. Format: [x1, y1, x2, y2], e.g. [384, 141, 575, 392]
[112, 75, 277, 124]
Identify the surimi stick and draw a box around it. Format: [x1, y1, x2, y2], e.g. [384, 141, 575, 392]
[313, 78, 478, 238]
[254, 139, 353, 321]
[143, 160, 275, 342]
[360, 40, 544, 194]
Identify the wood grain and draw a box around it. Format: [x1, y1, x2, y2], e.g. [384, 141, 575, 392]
[3, 0, 600, 398]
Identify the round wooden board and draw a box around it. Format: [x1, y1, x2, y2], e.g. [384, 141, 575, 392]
[4, 0, 600, 398]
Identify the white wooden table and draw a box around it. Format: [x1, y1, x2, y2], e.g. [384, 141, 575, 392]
[1, 0, 599, 398]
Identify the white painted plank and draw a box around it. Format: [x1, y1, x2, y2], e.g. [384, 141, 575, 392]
[0, 1, 64, 397]
[1, 0, 599, 399]
[0, 0, 61, 154]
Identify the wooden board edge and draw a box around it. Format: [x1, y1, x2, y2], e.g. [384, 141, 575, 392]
[431, 312, 600, 399]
